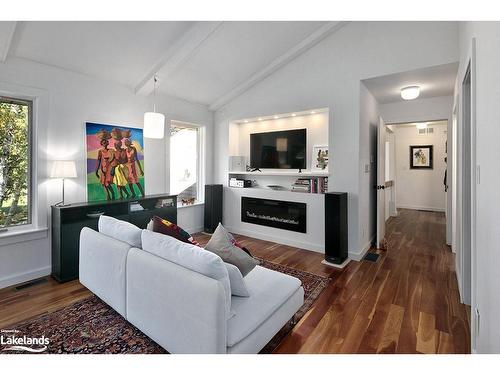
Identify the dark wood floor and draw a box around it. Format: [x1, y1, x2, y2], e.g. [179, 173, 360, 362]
[0, 209, 470, 353]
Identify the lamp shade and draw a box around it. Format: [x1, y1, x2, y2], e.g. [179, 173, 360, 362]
[50, 160, 77, 178]
[144, 111, 165, 139]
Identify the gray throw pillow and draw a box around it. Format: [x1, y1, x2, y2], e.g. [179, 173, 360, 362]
[205, 223, 259, 277]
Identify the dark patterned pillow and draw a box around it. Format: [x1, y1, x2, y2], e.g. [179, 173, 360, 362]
[151, 216, 199, 246]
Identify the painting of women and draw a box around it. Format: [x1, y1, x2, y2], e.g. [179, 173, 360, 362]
[86, 122, 145, 202]
[124, 138, 145, 197]
[95, 135, 116, 201]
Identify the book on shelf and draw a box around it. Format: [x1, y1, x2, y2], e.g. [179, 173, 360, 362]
[291, 176, 329, 194]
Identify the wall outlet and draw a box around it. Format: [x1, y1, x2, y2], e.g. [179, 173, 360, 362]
[364, 164, 370, 173]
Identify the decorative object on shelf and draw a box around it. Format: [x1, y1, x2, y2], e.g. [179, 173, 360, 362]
[86, 122, 145, 202]
[410, 145, 433, 169]
[229, 178, 252, 188]
[155, 198, 174, 208]
[181, 197, 196, 205]
[143, 75, 165, 139]
[246, 165, 261, 172]
[311, 145, 329, 171]
[50, 160, 77, 207]
[267, 185, 286, 190]
[229, 156, 246, 172]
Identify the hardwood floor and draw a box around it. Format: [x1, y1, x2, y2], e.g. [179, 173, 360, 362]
[0, 209, 470, 353]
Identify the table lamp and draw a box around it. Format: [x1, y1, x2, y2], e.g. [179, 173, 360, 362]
[50, 160, 77, 206]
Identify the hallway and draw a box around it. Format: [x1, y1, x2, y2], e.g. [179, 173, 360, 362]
[274, 208, 470, 353]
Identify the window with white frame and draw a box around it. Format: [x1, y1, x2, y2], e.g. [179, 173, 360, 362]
[0, 96, 32, 229]
[169, 121, 204, 206]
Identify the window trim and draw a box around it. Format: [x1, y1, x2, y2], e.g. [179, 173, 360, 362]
[0, 95, 34, 232]
[169, 120, 205, 206]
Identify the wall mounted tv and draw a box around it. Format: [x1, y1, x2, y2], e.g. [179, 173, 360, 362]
[250, 129, 306, 169]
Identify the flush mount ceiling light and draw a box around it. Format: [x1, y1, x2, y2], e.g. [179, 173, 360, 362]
[144, 75, 165, 139]
[416, 122, 428, 130]
[291, 113, 296, 117]
[401, 86, 420, 100]
[273, 115, 279, 119]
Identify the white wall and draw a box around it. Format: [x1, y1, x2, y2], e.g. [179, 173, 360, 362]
[458, 21, 500, 353]
[0, 56, 213, 288]
[393, 124, 447, 212]
[214, 22, 458, 257]
[380, 95, 454, 244]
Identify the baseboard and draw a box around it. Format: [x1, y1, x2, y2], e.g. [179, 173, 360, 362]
[0, 266, 51, 290]
[349, 237, 373, 261]
[397, 205, 445, 212]
[225, 226, 324, 253]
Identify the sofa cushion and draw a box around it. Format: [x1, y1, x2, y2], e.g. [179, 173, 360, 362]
[225, 263, 250, 297]
[98, 215, 142, 248]
[226, 265, 302, 347]
[151, 216, 199, 246]
[205, 223, 259, 277]
[141, 229, 232, 318]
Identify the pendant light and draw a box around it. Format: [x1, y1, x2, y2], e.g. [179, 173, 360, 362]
[144, 75, 165, 139]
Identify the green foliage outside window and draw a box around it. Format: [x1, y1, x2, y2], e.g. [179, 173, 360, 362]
[0, 99, 30, 228]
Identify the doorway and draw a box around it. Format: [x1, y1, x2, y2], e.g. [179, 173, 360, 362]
[376, 120, 449, 248]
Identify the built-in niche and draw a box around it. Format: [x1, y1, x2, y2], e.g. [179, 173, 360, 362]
[228, 109, 329, 173]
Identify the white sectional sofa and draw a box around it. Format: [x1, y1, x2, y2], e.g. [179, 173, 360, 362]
[79, 221, 304, 354]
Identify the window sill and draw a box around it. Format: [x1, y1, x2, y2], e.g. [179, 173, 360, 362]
[177, 201, 204, 209]
[0, 227, 49, 247]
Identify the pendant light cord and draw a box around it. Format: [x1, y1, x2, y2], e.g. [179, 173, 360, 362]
[153, 75, 158, 113]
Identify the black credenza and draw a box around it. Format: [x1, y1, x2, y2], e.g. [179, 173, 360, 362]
[51, 194, 177, 282]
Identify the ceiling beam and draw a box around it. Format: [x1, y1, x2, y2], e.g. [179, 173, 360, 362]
[209, 21, 348, 111]
[135, 21, 223, 96]
[0, 22, 17, 63]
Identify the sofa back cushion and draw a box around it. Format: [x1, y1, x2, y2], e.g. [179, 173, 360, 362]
[98, 215, 142, 248]
[141, 230, 232, 317]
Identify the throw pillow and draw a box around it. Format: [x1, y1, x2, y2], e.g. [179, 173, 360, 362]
[205, 223, 259, 277]
[151, 216, 199, 246]
[225, 262, 250, 297]
[98, 215, 142, 248]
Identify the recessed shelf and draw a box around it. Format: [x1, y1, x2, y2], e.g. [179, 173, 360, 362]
[228, 170, 329, 177]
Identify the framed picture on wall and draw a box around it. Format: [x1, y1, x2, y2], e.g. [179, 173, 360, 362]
[410, 145, 433, 169]
[311, 145, 329, 171]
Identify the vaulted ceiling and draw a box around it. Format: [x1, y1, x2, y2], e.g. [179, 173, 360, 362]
[1, 21, 345, 110]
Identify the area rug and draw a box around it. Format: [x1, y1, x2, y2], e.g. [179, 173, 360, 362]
[2, 260, 330, 354]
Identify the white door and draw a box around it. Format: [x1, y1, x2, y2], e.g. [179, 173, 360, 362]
[376, 117, 386, 249]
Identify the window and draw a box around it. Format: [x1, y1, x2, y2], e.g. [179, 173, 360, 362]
[0, 97, 32, 229]
[169, 121, 203, 206]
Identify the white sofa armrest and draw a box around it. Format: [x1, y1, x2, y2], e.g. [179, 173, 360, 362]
[126, 248, 228, 354]
[79, 227, 131, 317]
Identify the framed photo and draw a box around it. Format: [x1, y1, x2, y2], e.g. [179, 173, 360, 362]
[410, 145, 433, 169]
[311, 145, 329, 171]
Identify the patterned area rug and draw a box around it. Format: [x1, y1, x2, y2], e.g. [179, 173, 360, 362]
[2, 260, 330, 354]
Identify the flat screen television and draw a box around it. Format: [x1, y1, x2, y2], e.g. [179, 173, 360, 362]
[250, 129, 306, 169]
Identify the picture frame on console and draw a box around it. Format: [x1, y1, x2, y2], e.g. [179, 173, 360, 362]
[311, 145, 329, 171]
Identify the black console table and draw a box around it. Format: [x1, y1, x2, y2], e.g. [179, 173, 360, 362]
[51, 194, 177, 282]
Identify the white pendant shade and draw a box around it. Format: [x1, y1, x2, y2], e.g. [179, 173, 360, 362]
[144, 111, 165, 139]
[50, 160, 77, 178]
[401, 86, 420, 100]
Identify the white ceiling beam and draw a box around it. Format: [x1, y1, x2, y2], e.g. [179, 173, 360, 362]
[0, 22, 17, 63]
[209, 21, 348, 111]
[135, 21, 223, 96]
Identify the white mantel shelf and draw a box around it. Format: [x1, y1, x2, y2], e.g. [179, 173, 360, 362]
[228, 170, 329, 177]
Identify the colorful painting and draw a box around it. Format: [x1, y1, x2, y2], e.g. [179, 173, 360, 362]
[86, 122, 145, 202]
[410, 145, 433, 169]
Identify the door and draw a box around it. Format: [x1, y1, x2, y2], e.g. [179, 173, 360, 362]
[376, 117, 386, 249]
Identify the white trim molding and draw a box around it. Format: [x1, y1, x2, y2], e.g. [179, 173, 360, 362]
[0, 265, 51, 290]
